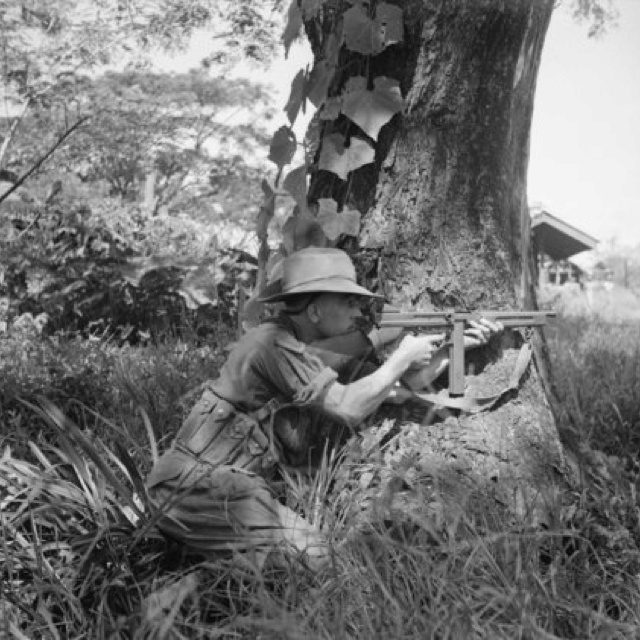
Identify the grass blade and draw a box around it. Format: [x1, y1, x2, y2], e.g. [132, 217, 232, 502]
[139, 405, 159, 465]
[19, 396, 145, 520]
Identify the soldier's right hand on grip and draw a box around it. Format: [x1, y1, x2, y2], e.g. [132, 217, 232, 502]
[397, 333, 445, 368]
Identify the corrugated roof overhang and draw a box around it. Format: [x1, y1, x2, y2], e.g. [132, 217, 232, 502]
[531, 211, 598, 261]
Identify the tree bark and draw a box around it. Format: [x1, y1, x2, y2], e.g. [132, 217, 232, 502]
[305, 0, 565, 523]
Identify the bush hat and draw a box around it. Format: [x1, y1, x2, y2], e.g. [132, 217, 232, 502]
[258, 247, 381, 303]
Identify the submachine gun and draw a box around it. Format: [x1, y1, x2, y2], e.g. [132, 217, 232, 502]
[377, 307, 556, 410]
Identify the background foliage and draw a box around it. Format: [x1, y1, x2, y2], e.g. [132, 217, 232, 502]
[1, 0, 285, 340]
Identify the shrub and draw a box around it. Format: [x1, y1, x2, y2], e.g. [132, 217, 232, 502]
[1, 198, 257, 342]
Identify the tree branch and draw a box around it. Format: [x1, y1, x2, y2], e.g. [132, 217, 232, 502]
[0, 116, 89, 205]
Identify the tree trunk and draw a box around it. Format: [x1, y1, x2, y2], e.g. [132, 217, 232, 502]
[305, 0, 565, 523]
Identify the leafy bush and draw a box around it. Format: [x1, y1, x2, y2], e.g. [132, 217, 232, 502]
[1, 197, 258, 342]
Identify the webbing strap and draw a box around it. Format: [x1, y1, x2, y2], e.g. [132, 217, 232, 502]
[410, 340, 533, 414]
[251, 397, 282, 424]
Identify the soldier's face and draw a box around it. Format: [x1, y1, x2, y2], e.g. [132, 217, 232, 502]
[309, 293, 364, 337]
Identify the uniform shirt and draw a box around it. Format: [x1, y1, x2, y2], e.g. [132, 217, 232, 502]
[212, 313, 339, 411]
[147, 313, 342, 489]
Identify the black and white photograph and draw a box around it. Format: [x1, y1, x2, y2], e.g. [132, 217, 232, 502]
[1, 1, 639, 637]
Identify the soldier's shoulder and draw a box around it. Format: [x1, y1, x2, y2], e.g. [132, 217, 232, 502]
[235, 321, 303, 355]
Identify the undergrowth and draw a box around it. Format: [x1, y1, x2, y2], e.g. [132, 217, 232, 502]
[0, 322, 231, 461]
[546, 314, 640, 458]
[1, 313, 639, 639]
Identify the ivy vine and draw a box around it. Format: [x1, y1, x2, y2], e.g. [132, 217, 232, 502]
[256, 0, 406, 302]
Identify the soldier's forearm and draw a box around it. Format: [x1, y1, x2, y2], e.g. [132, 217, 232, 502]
[322, 347, 414, 427]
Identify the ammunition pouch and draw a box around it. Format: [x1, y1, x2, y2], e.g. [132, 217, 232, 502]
[146, 387, 283, 489]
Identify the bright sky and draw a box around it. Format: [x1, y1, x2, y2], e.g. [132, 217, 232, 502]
[529, 0, 640, 251]
[159, 2, 640, 252]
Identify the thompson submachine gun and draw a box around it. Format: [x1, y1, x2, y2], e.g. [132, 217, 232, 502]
[378, 307, 556, 399]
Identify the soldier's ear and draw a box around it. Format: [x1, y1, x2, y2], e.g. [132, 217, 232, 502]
[305, 300, 321, 324]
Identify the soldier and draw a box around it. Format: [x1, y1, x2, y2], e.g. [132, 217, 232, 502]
[146, 247, 499, 568]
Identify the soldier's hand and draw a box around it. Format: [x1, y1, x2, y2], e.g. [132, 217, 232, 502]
[463, 318, 503, 349]
[396, 333, 445, 368]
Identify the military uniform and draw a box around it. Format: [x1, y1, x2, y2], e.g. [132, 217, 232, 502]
[146, 313, 344, 557]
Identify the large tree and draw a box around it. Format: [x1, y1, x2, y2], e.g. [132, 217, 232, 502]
[273, 0, 583, 523]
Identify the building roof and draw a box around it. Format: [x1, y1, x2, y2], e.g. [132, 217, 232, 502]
[531, 210, 598, 261]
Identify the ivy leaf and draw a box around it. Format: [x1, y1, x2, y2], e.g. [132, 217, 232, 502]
[316, 198, 340, 241]
[283, 165, 308, 212]
[268, 126, 297, 171]
[306, 60, 334, 108]
[341, 76, 404, 140]
[262, 178, 275, 200]
[376, 2, 404, 46]
[256, 179, 276, 239]
[283, 210, 327, 252]
[285, 68, 307, 124]
[305, 23, 340, 109]
[318, 133, 375, 181]
[281, 214, 297, 254]
[343, 1, 403, 55]
[256, 201, 274, 240]
[316, 199, 361, 241]
[341, 206, 361, 237]
[283, 0, 303, 58]
[344, 75, 367, 92]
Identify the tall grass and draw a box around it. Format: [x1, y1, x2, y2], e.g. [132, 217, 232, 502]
[0, 327, 229, 461]
[1, 315, 640, 638]
[546, 315, 640, 458]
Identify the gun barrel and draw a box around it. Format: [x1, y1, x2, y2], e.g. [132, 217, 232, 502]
[379, 314, 451, 329]
[379, 310, 555, 330]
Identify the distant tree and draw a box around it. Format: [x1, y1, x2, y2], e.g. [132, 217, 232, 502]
[52, 71, 274, 210]
[0, 0, 284, 200]
[569, 0, 618, 37]
[596, 244, 640, 291]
